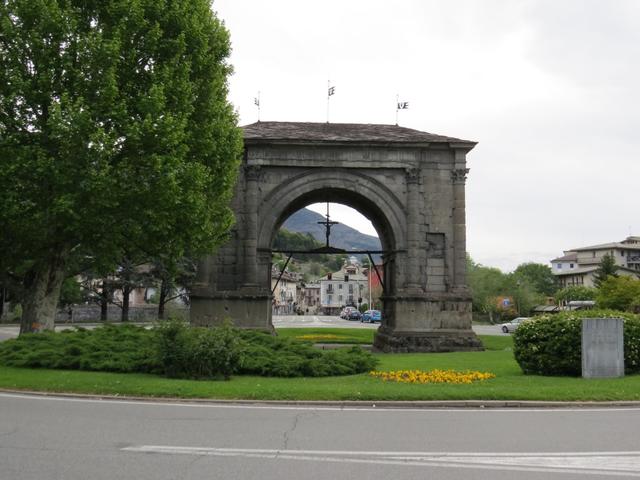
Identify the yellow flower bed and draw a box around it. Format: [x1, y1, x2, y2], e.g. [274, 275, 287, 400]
[369, 369, 495, 384]
[296, 334, 343, 342]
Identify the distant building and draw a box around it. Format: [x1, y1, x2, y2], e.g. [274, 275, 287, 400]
[301, 283, 320, 314]
[319, 257, 368, 315]
[551, 236, 640, 288]
[271, 267, 300, 315]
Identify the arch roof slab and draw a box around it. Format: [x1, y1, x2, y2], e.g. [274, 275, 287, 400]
[243, 121, 476, 147]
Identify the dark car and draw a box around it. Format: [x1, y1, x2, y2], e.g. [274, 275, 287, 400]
[348, 310, 362, 321]
[361, 310, 381, 323]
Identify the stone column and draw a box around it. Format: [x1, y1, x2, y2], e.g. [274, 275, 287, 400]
[243, 165, 261, 287]
[405, 167, 422, 291]
[450, 163, 469, 291]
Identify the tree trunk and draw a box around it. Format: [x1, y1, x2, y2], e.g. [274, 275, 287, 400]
[121, 283, 131, 322]
[0, 287, 5, 319]
[100, 281, 109, 321]
[158, 279, 169, 320]
[20, 256, 67, 334]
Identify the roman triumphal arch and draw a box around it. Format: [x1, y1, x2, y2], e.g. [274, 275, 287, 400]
[191, 121, 483, 352]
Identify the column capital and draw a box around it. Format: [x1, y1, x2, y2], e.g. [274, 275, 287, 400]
[451, 168, 470, 184]
[405, 167, 421, 185]
[244, 165, 262, 181]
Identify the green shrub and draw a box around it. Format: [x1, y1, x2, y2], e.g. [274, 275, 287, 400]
[0, 322, 377, 379]
[513, 310, 640, 376]
[237, 330, 377, 377]
[0, 324, 159, 373]
[156, 320, 242, 380]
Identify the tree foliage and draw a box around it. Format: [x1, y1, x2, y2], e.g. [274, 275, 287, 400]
[467, 257, 546, 321]
[596, 276, 640, 312]
[0, 0, 242, 333]
[593, 254, 619, 287]
[555, 285, 597, 303]
[512, 262, 557, 296]
[273, 229, 347, 278]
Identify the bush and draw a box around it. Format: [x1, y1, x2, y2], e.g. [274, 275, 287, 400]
[0, 324, 159, 373]
[0, 322, 378, 379]
[237, 329, 377, 377]
[513, 310, 640, 376]
[156, 320, 242, 380]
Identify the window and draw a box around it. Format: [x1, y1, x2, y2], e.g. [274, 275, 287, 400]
[570, 263, 574, 268]
[338, 295, 343, 302]
[556, 264, 562, 269]
[349, 284, 353, 293]
[327, 295, 332, 305]
[338, 284, 342, 290]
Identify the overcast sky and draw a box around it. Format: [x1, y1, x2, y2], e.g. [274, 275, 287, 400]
[214, 0, 639, 272]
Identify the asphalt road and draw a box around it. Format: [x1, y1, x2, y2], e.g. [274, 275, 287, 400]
[1, 393, 640, 479]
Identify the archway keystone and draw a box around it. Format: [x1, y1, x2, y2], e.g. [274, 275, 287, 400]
[191, 121, 483, 352]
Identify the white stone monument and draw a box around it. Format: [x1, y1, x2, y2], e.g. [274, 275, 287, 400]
[582, 318, 624, 379]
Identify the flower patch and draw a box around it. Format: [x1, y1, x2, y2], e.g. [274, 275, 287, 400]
[369, 369, 495, 384]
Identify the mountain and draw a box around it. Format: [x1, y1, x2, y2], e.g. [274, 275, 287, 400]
[282, 208, 382, 253]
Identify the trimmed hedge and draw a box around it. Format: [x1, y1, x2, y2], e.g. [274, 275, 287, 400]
[0, 324, 159, 373]
[0, 322, 378, 380]
[238, 329, 377, 377]
[513, 310, 640, 376]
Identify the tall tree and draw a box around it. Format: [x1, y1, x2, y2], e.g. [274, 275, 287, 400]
[593, 254, 619, 288]
[0, 0, 242, 333]
[512, 263, 557, 296]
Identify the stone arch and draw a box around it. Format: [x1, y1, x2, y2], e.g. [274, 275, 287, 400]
[191, 121, 483, 352]
[257, 169, 407, 254]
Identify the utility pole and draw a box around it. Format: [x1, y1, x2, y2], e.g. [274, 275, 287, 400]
[368, 258, 372, 308]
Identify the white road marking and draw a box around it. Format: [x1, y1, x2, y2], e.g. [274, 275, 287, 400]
[122, 445, 640, 476]
[1, 392, 640, 413]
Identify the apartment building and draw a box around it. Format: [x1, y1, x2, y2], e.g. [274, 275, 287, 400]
[551, 236, 640, 288]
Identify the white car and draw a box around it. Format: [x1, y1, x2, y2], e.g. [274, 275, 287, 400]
[500, 317, 530, 333]
[340, 306, 356, 319]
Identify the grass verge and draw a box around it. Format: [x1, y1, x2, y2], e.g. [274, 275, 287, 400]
[1, 335, 639, 401]
[276, 327, 376, 344]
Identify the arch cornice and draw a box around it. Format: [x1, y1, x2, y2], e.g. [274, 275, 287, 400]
[257, 168, 407, 252]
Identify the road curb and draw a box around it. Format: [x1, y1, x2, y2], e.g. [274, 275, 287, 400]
[2, 388, 640, 409]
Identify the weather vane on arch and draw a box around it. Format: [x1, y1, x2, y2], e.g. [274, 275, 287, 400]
[396, 94, 409, 125]
[327, 80, 335, 123]
[253, 91, 261, 122]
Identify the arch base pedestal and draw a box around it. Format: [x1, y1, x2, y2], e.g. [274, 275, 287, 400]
[373, 327, 483, 353]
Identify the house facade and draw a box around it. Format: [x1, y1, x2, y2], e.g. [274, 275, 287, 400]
[270, 267, 300, 315]
[301, 283, 320, 314]
[551, 236, 640, 288]
[319, 257, 369, 315]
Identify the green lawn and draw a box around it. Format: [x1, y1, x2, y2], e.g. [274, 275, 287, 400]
[276, 327, 375, 344]
[1, 334, 639, 401]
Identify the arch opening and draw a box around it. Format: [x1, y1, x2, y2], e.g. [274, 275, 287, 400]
[267, 188, 397, 254]
[270, 199, 387, 318]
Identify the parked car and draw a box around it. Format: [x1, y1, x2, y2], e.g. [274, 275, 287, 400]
[500, 317, 530, 333]
[348, 310, 363, 321]
[340, 307, 356, 319]
[361, 310, 381, 323]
